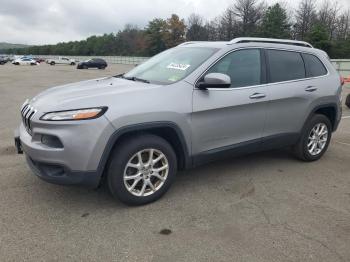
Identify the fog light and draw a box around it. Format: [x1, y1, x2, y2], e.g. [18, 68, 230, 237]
[41, 134, 63, 148]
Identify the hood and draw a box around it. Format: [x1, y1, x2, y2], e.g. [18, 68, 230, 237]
[29, 76, 161, 112]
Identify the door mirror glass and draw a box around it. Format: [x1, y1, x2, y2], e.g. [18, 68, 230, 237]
[197, 73, 231, 89]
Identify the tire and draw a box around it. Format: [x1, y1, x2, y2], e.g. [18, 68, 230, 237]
[293, 114, 332, 161]
[107, 134, 177, 205]
[345, 94, 350, 109]
[50, 61, 55, 65]
[70, 62, 75, 66]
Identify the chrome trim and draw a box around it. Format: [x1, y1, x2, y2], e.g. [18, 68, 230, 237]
[229, 37, 313, 48]
[194, 47, 330, 91]
[20, 102, 37, 135]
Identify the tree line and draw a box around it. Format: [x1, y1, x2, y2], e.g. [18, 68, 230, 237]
[2, 0, 350, 58]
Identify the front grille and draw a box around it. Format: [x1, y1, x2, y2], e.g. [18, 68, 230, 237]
[21, 102, 37, 135]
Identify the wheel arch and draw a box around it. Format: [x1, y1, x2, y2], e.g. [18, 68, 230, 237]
[304, 103, 339, 132]
[96, 122, 192, 185]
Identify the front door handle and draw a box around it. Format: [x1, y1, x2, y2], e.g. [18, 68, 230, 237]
[305, 86, 318, 92]
[249, 93, 266, 99]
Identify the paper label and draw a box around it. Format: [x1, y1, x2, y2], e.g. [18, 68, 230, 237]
[166, 63, 191, 71]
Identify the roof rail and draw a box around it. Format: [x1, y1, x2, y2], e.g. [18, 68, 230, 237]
[229, 37, 313, 48]
[178, 41, 207, 46]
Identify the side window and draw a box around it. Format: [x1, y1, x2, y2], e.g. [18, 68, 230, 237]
[267, 50, 305, 83]
[207, 49, 261, 88]
[302, 53, 327, 77]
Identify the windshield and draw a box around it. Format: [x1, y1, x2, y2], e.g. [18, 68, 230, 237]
[124, 47, 217, 84]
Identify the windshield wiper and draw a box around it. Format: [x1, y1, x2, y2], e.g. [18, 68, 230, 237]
[114, 74, 150, 84]
[124, 76, 150, 84]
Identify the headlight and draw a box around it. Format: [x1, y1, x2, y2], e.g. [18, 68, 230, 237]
[40, 107, 107, 121]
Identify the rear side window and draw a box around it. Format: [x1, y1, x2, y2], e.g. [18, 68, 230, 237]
[302, 53, 327, 77]
[267, 50, 305, 83]
[207, 49, 261, 88]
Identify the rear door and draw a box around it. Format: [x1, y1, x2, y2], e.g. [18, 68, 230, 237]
[192, 48, 268, 158]
[262, 49, 325, 144]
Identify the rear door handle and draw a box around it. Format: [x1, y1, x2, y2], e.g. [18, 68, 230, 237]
[249, 93, 266, 99]
[305, 86, 317, 92]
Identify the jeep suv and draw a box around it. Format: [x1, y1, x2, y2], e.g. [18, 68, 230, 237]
[15, 38, 342, 205]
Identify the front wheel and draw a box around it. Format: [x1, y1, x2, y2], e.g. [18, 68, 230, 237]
[107, 134, 177, 205]
[293, 114, 332, 161]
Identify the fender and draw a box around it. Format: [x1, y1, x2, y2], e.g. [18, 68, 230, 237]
[301, 102, 340, 133]
[95, 121, 192, 183]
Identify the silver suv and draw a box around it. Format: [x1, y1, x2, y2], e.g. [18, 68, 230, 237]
[15, 38, 342, 205]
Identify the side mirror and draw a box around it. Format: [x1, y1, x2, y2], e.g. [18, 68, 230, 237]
[197, 73, 231, 89]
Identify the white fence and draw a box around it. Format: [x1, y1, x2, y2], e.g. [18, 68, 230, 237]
[41, 55, 350, 76]
[331, 59, 350, 77]
[6, 54, 350, 75]
[38, 55, 149, 65]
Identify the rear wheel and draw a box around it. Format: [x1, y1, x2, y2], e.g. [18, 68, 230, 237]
[293, 114, 332, 161]
[107, 134, 177, 205]
[70, 62, 75, 66]
[50, 61, 55, 65]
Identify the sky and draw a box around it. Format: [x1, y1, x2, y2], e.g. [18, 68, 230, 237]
[0, 0, 349, 45]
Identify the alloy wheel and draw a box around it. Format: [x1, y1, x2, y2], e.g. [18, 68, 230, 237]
[307, 123, 328, 156]
[123, 149, 169, 197]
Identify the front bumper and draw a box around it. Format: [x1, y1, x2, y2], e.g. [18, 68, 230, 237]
[15, 115, 116, 188]
[25, 155, 100, 187]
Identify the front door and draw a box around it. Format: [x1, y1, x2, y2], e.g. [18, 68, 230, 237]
[192, 48, 268, 160]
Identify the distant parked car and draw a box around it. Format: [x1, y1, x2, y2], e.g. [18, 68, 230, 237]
[77, 58, 107, 69]
[12, 57, 39, 66]
[34, 57, 45, 63]
[0, 57, 8, 65]
[46, 57, 76, 66]
[346, 94, 350, 109]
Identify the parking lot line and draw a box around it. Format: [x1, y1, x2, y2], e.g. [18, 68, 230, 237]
[342, 115, 350, 119]
[335, 140, 350, 146]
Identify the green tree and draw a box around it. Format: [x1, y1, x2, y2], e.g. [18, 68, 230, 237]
[259, 3, 291, 38]
[144, 18, 168, 55]
[307, 23, 332, 53]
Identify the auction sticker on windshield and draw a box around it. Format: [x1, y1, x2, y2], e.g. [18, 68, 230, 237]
[167, 63, 191, 71]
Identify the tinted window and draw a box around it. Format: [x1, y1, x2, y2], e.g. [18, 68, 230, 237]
[267, 50, 305, 83]
[207, 49, 261, 88]
[302, 53, 327, 77]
